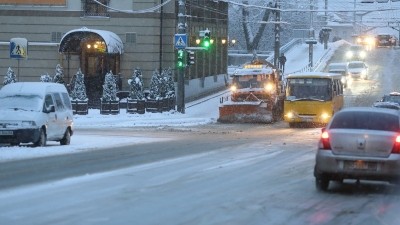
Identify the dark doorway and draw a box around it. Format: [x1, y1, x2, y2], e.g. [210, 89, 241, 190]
[82, 52, 120, 108]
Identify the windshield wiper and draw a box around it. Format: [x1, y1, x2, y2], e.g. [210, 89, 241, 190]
[291, 98, 325, 102]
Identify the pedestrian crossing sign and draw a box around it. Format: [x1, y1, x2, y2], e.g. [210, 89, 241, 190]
[174, 34, 187, 49]
[10, 38, 28, 59]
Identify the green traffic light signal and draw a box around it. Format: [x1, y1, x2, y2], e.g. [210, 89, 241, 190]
[202, 38, 210, 48]
[177, 49, 185, 68]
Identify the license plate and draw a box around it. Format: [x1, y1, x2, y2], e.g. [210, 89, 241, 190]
[302, 117, 313, 122]
[344, 160, 377, 171]
[0, 130, 13, 135]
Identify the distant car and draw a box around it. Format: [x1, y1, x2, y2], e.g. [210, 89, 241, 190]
[314, 107, 400, 191]
[347, 61, 368, 80]
[372, 101, 400, 110]
[376, 34, 396, 47]
[345, 45, 367, 61]
[327, 62, 349, 87]
[355, 35, 375, 48]
[380, 92, 400, 105]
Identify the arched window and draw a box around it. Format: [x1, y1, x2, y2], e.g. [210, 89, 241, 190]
[81, 0, 110, 17]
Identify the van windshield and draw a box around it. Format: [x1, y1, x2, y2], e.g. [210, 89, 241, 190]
[0, 94, 43, 111]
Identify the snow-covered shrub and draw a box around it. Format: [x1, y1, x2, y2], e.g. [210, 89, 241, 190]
[148, 69, 163, 100]
[3, 67, 17, 85]
[70, 68, 88, 101]
[101, 70, 119, 102]
[164, 67, 175, 98]
[127, 67, 145, 100]
[40, 73, 53, 82]
[53, 64, 65, 84]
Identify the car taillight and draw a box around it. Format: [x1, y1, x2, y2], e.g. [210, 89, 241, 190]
[391, 135, 400, 154]
[319, 130, 331, 150]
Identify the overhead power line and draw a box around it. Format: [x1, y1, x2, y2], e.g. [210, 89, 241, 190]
[93, 0, 172, 14]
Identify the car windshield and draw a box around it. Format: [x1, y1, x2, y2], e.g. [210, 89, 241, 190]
[348, 62, 364, 69]
[382, 95, 400, 104]
[349, 46, 363, 51]
[0, 94, 42, 111]
[330, 111, 399, 132]
[286, 78, 332, 101]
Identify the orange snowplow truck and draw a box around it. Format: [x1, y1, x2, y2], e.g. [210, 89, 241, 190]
[218, 59, 284, 123]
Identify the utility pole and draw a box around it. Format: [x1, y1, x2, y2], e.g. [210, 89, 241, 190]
[273, 0, 280, 70]
[177, 0, 186, 113]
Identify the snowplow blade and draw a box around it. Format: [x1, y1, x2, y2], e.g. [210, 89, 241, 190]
[218, 102, 273, 123]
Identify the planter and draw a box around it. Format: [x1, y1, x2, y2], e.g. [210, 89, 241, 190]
[127, 99, 145, 114]
[168, 96, 176, 111]
[162, 98, 169, 112]
[71, 100, 88, 115]
[146, 99, 163, 113]
[100, 100, 120, 115]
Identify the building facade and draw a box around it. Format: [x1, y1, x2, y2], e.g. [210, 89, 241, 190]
[0, 0, 228, 107]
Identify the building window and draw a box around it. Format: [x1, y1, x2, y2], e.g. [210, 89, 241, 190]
[126, 33, 137, 44]
[81, 0, 110, 17]
[51, 32, 62, 43]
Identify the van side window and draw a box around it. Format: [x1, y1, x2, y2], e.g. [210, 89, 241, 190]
[44, 94, 54, 111]
[52, 93, 65, 111]
[61, 93, 72, 110]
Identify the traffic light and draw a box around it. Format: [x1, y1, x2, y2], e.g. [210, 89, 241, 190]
[177, 49, 185, 68]
[202, 29, 211, 50]
[187, 51, 195, 66]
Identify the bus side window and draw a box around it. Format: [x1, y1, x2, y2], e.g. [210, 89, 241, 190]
[333, 81, 337, 96]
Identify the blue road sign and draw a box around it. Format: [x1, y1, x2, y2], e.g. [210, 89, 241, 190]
[10, 38, 28, 59]
[175, 34, 187, 49]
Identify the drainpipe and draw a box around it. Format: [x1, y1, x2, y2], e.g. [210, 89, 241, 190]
[159, 0, 164, 72]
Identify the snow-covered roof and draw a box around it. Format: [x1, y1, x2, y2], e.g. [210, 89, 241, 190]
[59, 27, 123, 54]
[0, 82, 68, 97]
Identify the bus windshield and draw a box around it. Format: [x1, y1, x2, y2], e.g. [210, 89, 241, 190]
[285, 78, 332, 101]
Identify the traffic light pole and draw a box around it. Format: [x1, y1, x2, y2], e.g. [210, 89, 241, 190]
[177, 0, 186, 113]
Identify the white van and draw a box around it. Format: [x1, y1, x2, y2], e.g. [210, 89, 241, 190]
[0, 82, 73, 146]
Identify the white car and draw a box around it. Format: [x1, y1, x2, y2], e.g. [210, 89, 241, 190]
[0, 82, 73, 147]
[347, 61, 369, 80]
[327, 62, 349, 87]
[345, 45, 367, 61]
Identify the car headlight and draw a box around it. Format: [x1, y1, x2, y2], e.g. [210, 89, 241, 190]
[230, 85, 237, 92]
[341, 77, 346, 83]
[346, 51, 353, 58]
[361, 70, 367, 75]
[359, 51, 366, 58]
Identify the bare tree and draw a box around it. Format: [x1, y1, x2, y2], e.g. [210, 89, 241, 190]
[242, 1, 274, 52]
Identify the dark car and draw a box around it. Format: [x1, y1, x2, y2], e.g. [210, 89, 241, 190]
[314, 107, 400, 191]
[381, 92, 400, 105]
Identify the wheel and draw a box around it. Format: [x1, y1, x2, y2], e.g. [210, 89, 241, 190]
[315, 176, 330, 191]
[34, 129, 46, 147]
[60, 129, 71, 145]
[288, 122, 296, 128]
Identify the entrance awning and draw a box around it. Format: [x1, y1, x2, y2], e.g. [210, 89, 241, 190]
[59, 27, 123, 54]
